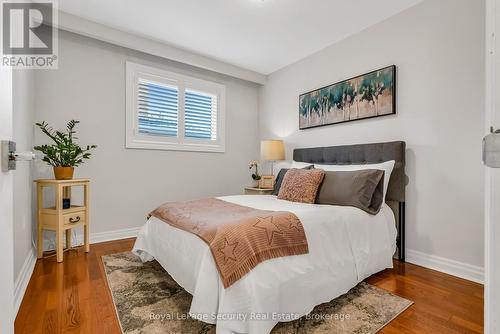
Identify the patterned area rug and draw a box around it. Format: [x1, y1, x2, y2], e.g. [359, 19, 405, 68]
[102, 252, 412, 334]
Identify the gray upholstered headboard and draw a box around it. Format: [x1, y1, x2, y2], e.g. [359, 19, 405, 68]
[293, 141, 407, 260]
[293, 141, 407, 202]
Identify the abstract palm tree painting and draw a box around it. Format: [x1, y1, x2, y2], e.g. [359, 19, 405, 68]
[299, 65, 396, 129]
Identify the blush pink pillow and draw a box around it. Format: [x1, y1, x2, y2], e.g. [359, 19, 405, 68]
[277, 168, 325, 204]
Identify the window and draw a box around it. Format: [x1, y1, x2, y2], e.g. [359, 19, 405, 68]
[126, 62, 225, 152]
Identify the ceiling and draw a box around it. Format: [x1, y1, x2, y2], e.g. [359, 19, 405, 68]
[59, 0, 422, 75]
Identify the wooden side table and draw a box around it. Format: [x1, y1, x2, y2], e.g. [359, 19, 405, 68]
[35, 179, 90, 262]
[244, 187, 273, 195]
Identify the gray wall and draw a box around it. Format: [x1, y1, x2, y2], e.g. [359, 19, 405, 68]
[13, 70, 35, 281]
[259, 0, 485, 268]
[33, 30, 260, 238]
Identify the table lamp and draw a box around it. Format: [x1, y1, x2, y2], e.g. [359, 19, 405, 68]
[260, 139, 285, 188]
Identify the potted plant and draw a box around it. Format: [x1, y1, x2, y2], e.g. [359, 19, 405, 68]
[34, 120, 97, 180]
[248, 160, 261, 186]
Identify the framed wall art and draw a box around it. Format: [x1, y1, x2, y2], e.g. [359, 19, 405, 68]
[299, 65, 396, 129]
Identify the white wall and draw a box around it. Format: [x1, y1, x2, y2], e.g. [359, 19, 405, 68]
[13, 70, 35, 282]
[259, 0, 485, 273]
[34, 30, 260, 241]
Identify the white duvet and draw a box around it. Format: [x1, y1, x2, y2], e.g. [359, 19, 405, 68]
[133, 195, 397, 334]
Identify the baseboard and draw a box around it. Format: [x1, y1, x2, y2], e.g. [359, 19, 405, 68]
[89, 227, 141, 244]
[406, 249, 484, 284]
[14, 247, 36, 315]
[70, 226, 141, 246]
[41, 226, 141, 251]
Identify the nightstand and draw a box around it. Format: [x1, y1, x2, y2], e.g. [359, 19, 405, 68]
[35, 179, 90, 262]
[244, 187, 274, 195]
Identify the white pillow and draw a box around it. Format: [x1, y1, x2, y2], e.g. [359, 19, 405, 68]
[272, 160, 313, 176]
[314, 160, 396, 201]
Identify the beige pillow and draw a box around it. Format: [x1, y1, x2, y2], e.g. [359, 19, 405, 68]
[277, 169, 325, 204]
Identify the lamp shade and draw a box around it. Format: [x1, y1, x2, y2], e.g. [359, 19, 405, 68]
[261, 140, 285, 161]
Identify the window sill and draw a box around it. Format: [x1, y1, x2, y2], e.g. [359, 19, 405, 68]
[125, 138, 225, 153]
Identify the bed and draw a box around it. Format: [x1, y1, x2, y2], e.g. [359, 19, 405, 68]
[133, 141, 407, 334]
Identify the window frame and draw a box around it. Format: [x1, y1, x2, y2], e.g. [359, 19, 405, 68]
[126, 61, 226, 152]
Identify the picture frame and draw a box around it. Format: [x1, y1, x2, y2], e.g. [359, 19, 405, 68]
[259, 175, 274, 189]
[299, 65, 396, 129]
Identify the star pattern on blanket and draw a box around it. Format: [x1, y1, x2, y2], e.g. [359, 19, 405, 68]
[218, 238, 238, 264]
[287, 216, 302, 232]
[253, 216, 283, 245]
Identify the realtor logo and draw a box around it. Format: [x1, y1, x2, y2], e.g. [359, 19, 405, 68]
[1, 0, 58, 69]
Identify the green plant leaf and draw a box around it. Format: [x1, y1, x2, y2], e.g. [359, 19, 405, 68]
[34, 120, 96, 167]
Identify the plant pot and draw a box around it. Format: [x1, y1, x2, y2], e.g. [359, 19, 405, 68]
[53, 167, 74, 180]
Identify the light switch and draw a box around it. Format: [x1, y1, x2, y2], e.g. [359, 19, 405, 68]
[1, 140, 36, 172]
[1, 140, 16, 172]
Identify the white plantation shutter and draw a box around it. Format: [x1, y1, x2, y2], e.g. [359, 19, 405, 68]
[137, 80, 178, 137]
[184, 89, 217, 140]
[126, 62, 225, 152]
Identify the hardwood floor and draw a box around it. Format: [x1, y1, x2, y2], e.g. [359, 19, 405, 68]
[15, 239, 484, 334]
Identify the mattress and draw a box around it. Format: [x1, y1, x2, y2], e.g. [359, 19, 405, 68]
[133, 195, 397, 334]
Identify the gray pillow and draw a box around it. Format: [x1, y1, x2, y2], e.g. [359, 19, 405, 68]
[272, 165, 313, 195]
[316, 169, 384, 215]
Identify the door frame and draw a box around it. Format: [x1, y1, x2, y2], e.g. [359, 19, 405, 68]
[485, 0, 498, 333]
[0, 68, 15, 333]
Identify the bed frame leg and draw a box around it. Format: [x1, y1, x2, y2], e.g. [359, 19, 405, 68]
[398, 202, 405, 262]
